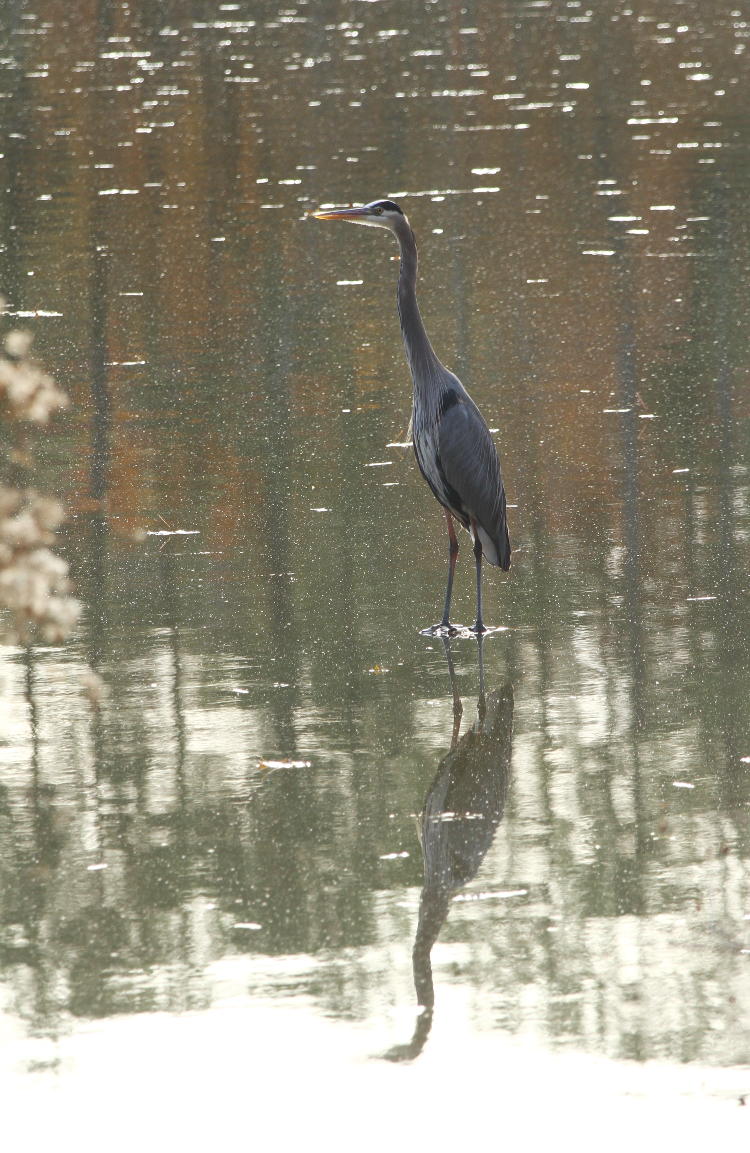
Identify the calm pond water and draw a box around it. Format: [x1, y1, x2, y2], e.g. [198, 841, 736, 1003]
[1, 0, 749, 1142]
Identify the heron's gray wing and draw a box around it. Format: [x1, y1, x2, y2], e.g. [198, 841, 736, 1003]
[437, 398, 510, 569]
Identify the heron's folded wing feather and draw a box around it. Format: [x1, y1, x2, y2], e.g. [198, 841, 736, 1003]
[437, 400, 510, 569]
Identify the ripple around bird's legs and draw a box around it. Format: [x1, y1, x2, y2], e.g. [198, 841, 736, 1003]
[420, 623, 509, 638]
[419, 623, 465, 637]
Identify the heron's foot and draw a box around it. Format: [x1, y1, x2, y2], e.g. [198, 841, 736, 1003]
[469, 623, 509, 636]
[469, 620, 486, 635]
[419, 622, 462, 637]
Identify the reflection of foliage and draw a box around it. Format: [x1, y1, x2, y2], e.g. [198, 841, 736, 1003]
[59, 906, 131, 1019]
[0, 300, 79, 643]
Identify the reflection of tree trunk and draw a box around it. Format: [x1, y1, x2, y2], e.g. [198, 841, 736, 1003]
[161, 548, 188, 806]
[83, 31, 112, 670]
[84, 148, 112, 794]
[617, 294, 644, 719]
[614, 256, 647, 915]
[255, 245, 300, 753]
[0, 63, 28, 307]
[594, 31, 647, 911]
[710, 189, 744, 808]
[21, 647, 61, 1043]
[160, 547, 198, 1008]
[24, 647, 41, 810]
[90, 239, 110, 506]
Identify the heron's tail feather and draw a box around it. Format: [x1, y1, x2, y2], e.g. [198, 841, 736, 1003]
[477, 522, 511, 570]
[499, 523, 511, 571]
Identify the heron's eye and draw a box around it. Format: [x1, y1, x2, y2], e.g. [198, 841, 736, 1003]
[374, 206, 383, 215]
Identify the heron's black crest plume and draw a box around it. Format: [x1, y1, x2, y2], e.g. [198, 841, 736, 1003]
[370, 199, 404, 214]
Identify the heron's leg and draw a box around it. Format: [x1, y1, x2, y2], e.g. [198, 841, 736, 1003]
[470, 532, 486, 633]
[440, 510, 459, 628]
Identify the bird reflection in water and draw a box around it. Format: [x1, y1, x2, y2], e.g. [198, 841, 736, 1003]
[385, 638, 514, 1061]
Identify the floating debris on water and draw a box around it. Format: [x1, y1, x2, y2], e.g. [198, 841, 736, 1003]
[379, 852, 410, 860]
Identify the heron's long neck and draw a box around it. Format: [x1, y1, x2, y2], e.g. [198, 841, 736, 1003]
[395, 221, 442, 402]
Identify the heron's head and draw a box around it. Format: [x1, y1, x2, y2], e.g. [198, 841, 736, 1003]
[311, 198, 407, 231]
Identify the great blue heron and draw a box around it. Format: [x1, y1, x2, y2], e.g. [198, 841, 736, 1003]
[312, 198, 511, 634]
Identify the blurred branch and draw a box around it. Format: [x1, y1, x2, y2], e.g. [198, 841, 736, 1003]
[0, 296, 80, 644]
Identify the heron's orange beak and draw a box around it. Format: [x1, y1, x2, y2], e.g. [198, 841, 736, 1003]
[310, 206, 371, 222]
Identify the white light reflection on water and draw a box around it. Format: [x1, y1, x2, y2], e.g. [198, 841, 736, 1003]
[3, 977, 748, 1150]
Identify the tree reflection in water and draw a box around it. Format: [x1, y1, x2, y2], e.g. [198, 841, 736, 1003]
[386, 639, 513, 1061]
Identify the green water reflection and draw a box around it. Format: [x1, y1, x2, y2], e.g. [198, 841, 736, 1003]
[1, 0, 749, 1082]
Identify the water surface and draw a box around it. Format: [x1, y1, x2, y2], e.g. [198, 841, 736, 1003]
[1, 0, 749, 1140]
